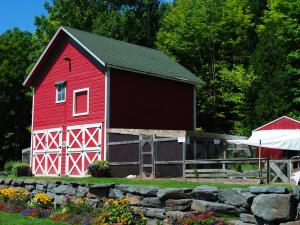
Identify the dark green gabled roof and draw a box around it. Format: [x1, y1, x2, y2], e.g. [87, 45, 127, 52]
[62, 26, 203, 85]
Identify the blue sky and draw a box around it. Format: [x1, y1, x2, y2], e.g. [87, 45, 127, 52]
[0, 0, 47, 34]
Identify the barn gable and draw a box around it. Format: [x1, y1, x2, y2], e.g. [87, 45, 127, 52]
[255, 116, 300, 131]
[24, 26, 203, 87]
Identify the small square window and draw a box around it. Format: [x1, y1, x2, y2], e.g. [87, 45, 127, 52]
[55, 81, 66, 103]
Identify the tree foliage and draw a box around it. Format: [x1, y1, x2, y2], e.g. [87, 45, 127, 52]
[156, 0, 255, 133]
[248, 0, 300, 128]
[0, 29, 33, 167]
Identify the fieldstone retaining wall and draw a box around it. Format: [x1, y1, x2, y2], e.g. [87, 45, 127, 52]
[1, 178, 300, 225]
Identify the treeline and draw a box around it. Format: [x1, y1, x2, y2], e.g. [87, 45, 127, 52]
[0, 0, 299, 165]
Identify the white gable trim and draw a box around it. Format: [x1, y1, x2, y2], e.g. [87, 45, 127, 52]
[254, 116, 300, 131]
[61, 27, 106, 67]
[23, 26, 106, 86]
[23, 28, 62, 86]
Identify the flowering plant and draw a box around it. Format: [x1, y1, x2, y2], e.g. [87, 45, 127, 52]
[0, 188, 29, 207]
[88, 160, 111, 177]
[163, 212, 228, 225]
[93, 196, 146, 225]
[51, 195, 98, 225]
[31, 192, 52, 208]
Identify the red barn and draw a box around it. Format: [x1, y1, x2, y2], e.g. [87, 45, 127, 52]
[255, 116, 300, 159]
[23, 26, 203, 177]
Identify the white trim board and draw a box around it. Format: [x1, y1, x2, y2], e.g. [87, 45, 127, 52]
[72, 87, 90, 117]
[104, 68, 110, 160]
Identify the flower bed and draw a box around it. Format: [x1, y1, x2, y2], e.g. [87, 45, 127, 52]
[0, 188, 146, 225]
[0, 187, 230, 225]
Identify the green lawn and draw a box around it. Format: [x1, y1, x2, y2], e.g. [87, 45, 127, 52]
[11, 176, 260, 188]
[0, 212, 67, 225]
[7, 176, 295, 189]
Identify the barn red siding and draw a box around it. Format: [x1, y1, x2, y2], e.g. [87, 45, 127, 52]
[256, 117, 300, 159]
[33, 41, 105, 130]
[109, 69, 194, 130]
[257, 117, 300, 130]
[32, 40, 106, 170]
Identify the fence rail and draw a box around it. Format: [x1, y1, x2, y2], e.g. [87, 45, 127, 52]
[107, 129, 300, 183]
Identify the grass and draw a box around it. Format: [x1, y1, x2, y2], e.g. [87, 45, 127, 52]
[7, 176, 265, 189]
[0, 212, 67, 225]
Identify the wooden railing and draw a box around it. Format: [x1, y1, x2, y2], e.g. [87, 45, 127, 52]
[184, 158, 269, 181]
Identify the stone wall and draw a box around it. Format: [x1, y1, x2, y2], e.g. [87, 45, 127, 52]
[1, 178, 300, 225]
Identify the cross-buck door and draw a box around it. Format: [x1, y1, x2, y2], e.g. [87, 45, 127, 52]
[32, 128, 62, 176]
[66, 123, 102, 176]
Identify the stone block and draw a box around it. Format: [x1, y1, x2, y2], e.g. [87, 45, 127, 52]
[36, 184, 46, 192]
[53, 185, 76, 195]
[191, 185, 218, 201]
[240, 213, 257, 224]
[109, 189, 124, 199]
[24, 179, 36, 185]
[251, 194, 296, 222]
[77, 186, 89, 197]
[218, 188, 255, 208]
[141, 197, 161, 208]
[248, 186, 288, 194]
[127, 193, 141, 205]
[191, 200, 240, 216]
[165, 199, 192, 211]
[132, 206, 166, 219]
[24, 185, 34, 191]
[4, 178, 12, 185]
[157, 188, 192, 199]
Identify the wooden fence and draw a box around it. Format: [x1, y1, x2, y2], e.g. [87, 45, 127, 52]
[107, 128, 300, 184]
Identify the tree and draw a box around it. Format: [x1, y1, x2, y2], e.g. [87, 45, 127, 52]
[156, 0, 255, 133]
[33, 0, 168, 48]
[0, 29, 33, 168]
[248, 0, 300, 128]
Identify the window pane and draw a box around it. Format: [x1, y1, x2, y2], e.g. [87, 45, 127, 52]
[56, 83, 66, 102]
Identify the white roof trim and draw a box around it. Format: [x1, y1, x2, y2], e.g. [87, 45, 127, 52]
[23, 26, 106, 86]
[107, 64, 199, 85]
[61, 27, 106, 67]
[254, 116, 300, 131]
[23, 28, 62, 86]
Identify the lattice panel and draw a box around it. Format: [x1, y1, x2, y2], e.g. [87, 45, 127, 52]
[32, 128, 62, 176]
[66, 123, 102, 176]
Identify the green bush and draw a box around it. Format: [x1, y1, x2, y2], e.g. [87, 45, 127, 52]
[88, 160, 110, 178]
[4, 161, 31, 176]
[4, 161, 15, 174]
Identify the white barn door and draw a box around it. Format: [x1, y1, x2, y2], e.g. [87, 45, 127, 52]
[32, 128, 62, 176]
[66, 123, 102, 176]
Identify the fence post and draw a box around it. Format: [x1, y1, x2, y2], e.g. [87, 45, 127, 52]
[182, 137, 186, 179]
[152, 134, 156, 180]
[287, 160, 292, 183]
[267, 158, 270, 184]
[139, 135, 142, 179]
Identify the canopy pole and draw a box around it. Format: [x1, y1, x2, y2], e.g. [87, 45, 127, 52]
[259, 140, 262, 181]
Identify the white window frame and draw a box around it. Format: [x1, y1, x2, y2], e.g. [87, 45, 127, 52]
[55, 81, 66, 103]
[73, 88, 89, 116]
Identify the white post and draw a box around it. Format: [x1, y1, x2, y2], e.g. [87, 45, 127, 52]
[259, 140, 261, 170]
[259, 140, 262, 180]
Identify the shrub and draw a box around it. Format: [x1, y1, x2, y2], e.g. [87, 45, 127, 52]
[4, 161, 31, 176]
[88, 160, 111, 177]
[4, 161, 15, 174]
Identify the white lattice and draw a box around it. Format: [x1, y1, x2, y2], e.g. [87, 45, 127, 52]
[66, 123, 102, 176]
[32, 128, 62, 176]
